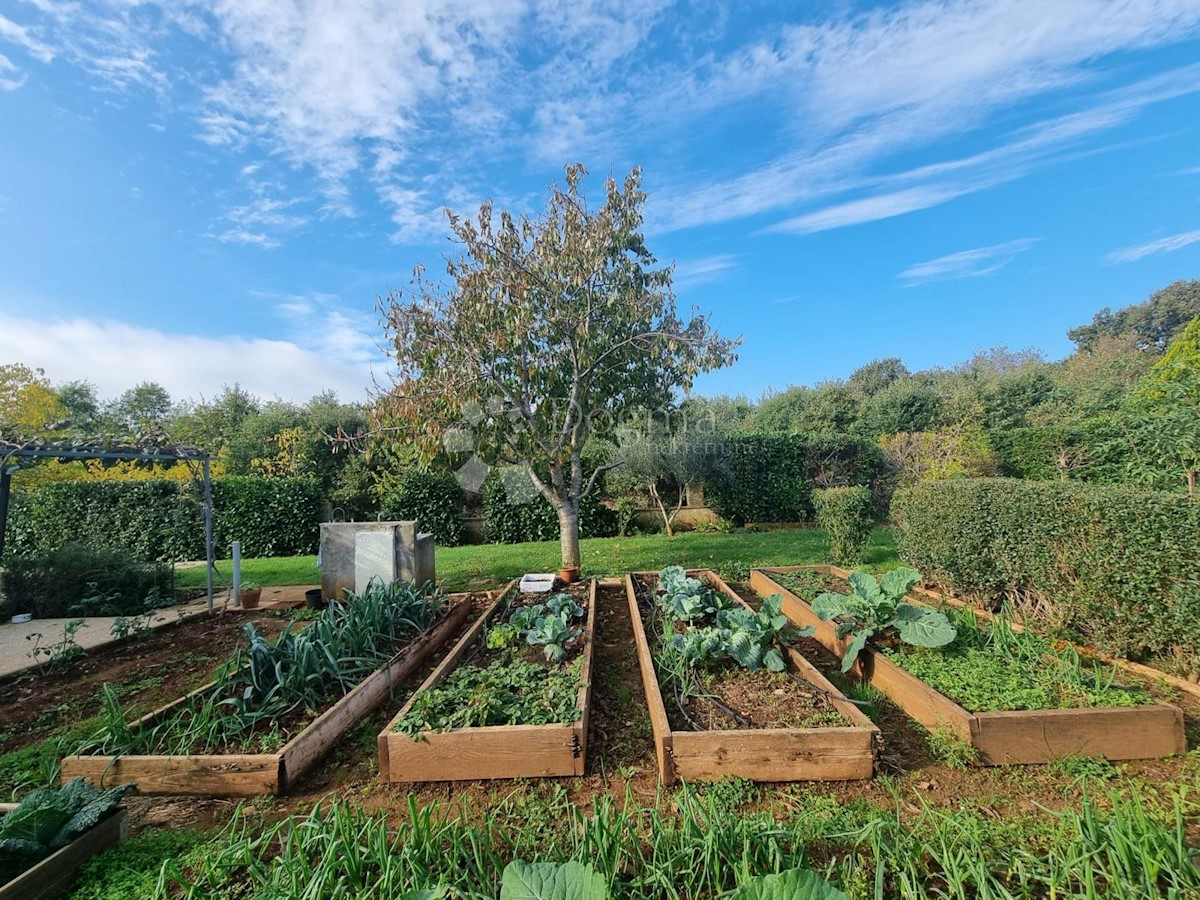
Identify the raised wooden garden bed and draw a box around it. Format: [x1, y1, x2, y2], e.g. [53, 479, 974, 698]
[627, 569, 877, 785]
[0, 805, 126, 900]
[379, 579, 596, 782]
[750, 566, 1186, 765]
[60, 598, 473, 797]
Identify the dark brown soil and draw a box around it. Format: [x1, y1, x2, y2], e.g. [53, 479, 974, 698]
[455, 581, 592, 673]
[632, 572, 849, 732]
[0, 610, 289, 754]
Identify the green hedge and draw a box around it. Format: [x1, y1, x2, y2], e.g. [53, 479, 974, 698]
[1, 544, 172, 618]
[892, 478, 1200, 671]
[382, 470, 464, 547]
[482, 470, 617, 544]
[703, 433, 885, 525]
[989, 427, 1078, 480]
[813, 486, 875, 566]
[4, 476, 322, 562]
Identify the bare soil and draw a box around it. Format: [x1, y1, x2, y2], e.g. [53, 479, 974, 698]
[0, 610, 289, 754]
[632, 573, 850, 732]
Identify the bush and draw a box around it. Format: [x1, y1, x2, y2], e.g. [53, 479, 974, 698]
[989, 427, 1079, 480]
[482, 469, 616, 544]
[5, 476, 322, 561]
[703, 433, 886, 526]
[382, 469, 463, 546]
[813, 486, 875, 565]
[612, 495, 641, 537]
[703, 434, 809, 525]
[891, 478, 1200, 673]
[1, 544, 172, 618]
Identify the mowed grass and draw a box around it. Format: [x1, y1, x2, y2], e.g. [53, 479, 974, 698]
[176, 527, 898, 591]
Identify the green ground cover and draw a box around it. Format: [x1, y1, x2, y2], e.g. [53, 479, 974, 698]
[885, 608, 1152, 712]
[176, 528, 899, 591]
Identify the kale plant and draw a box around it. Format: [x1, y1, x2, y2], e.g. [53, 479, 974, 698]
[812, 568, 956, 672]
[0, 777, 131, 883]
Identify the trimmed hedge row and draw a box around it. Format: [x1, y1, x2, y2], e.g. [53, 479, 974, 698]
[892, 478, 1200, 671]
[5, 476, 322, 561]
[382, 470, 464, 547]
[703, 433, 886, 525]
[482, 469, 617, 544]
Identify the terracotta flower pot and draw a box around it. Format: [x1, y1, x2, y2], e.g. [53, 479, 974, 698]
[556, 566, 580, 585]
[239, 588, 262, 610]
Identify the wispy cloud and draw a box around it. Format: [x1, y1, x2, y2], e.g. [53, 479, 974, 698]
[673, 254, 738, 289]
[10, 0, 1200, 250]
[0, 13, 54, 63]
[1107, 229, 1200, 263]
[900, 239, 1038, 284]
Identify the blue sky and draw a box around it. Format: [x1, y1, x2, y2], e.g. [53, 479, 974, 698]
[1, 1, 1199, 404]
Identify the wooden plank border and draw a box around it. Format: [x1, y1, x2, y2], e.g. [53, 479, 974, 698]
[60, 595, 474, 797]
[627, 569, 877, 785]
[751, 566, 1186, 765]
[0, 807, 127, 899]
[378, 579, 596, 782]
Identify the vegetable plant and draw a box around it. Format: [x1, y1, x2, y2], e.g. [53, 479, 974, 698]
[87, 580, 444, 756]
[656, 565, 732, 621]
[812, 568, 956, 672]
[0, 777, 131, 883]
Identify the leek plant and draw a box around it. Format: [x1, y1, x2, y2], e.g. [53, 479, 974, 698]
[83, 581, 443, 756]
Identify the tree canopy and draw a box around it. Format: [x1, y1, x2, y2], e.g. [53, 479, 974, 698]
[374, 164, 738, 567]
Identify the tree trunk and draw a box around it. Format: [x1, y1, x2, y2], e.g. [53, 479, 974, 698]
[1188, 469, 1197, 500]
[649, 484, 673, 537]
[558, 502, 581, 569]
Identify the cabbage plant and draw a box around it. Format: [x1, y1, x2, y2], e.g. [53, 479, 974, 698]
[812, 568, 956, 673]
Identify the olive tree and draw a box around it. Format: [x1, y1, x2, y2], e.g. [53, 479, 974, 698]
[610, 422, 708, 537]
[374, 165, 738, 569]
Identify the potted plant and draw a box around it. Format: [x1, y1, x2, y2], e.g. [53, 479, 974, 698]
[238, 582, 263, 610]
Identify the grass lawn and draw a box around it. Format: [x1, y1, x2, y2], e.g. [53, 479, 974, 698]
[176, 527, 898, 591]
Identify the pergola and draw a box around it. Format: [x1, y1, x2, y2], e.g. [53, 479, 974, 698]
[0, 438, 218, 611]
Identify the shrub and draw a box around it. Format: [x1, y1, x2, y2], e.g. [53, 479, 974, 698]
[989, 427, 1080, 480]
[0, 544, 172, 618]
[213, 476, 322, 558]
[891, 478, 1200, 674]
[703, 433, 886, 526]
[482, 469, 616, 544]
[4, 476, 322, 562]
[381, 469, 463, 546]
[612, 495, 641, 537]
[813, 486, 875, 565]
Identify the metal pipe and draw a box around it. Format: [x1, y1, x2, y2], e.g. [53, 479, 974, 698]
[0, 466, 14, 561]
[203, 459, 214, 613]
[231, 541, 242, 609]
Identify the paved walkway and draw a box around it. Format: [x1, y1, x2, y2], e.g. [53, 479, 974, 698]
[0, 585, 319, 680]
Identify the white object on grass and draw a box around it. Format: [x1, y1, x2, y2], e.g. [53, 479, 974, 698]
[519, 573, 557, 593]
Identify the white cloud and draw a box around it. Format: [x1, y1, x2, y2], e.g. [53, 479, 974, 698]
[899, 239, 1038, 284]
[0, 312, 374, 402]
[673, 253, 738, 289]
[0, 53, 25, 91]
[1107, 229, 1200, 263]
[0, 13, 55, 63]
[658, 4, 1200, 233]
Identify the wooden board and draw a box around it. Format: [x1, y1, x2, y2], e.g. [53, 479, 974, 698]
[379, 580, 596, 783]
[626, 569, 877, 785]
[752, 566, 1187, 765]
[60, 595, 473, 797]
[0, 808, 127, 899]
